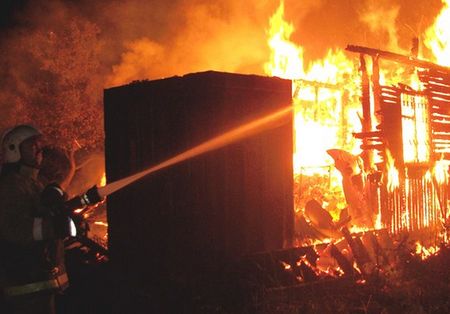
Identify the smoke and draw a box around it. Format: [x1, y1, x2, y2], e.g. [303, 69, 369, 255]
[0, 0, 445, 131]
[1, 0, 444, 86]
[0, 0, 445, 202]
[103, 0, 281, 86]
[105, 0, 274, 86]
[359, 2, 402, 53]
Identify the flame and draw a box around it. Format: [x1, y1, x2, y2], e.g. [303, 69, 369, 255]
[401, 94, 431, 164]
[385, 149, 399, 192]
[415, 241, 440, 260]
[374, 212, 383, 230]
[281, 261, 292, 270]
[264, 1, 450, 238]
[264, 1, 304, 80]
[424, 0, 450, 66]
[100, 172, 107, 187]
[433, 159, 450, 184]
[264, 2, 359, 176]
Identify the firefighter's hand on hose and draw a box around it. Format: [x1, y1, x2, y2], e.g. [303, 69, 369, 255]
[64, 185, 104, 214]
[82, 185, 103, 206]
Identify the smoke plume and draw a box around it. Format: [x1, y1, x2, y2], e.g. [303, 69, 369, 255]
[0, 0, 444, 132]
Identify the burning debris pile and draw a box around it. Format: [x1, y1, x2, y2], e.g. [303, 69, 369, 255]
[237, 228, 449, 313]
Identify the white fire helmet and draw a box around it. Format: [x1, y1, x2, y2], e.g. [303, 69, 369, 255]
[1, 125, 42, 164]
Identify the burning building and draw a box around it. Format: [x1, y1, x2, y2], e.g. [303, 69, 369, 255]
[2, 0, 450, 312]
[347, 45, 450, 238]
[103, 71, 295, 311]
[99, 3, 450, 311]
[102, 47, 450, 312]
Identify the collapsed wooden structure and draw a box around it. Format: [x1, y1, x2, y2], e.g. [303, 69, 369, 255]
[348, 44, 450, 237]
[245, 45, 450, 308]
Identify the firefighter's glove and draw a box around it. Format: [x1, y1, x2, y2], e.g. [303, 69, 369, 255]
[64, 185, 103, 214]
[82, 185, 103, 206]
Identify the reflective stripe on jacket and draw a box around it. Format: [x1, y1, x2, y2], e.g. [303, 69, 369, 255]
[3, 272, 69, 297]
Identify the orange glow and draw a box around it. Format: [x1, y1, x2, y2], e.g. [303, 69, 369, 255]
[100, 172, 107, 187]
[94, 221, 108, 227]
[264, 1, 304, 80]
[264, 1, 359, 178]
[281, 261, 292, 270]
[401, 94, 431, 164]
[374, 212, 383, 230]
[263, 1, 450, 237]
[385, 150, 399, 193]
[433, 159, 450, 184]
[415, 241, 440, 260]
[74, 208, 84, 214]
[99, 106, 293, 198]
[424, 0, 450, 66]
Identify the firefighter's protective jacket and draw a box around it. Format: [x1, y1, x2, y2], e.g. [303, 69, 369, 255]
[0, 170, 68, 296]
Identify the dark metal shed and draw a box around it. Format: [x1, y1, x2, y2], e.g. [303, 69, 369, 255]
[103, 71, 294, 303]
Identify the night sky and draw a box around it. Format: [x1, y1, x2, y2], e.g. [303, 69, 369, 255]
[0, 0, 27, 29]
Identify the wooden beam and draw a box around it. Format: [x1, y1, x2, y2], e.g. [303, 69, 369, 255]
[346, 45, 450, 72]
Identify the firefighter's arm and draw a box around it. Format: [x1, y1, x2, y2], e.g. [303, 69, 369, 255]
[41, 183, 76, 239]
[0, 184, 56, 244]
[41, 184, 104, 238]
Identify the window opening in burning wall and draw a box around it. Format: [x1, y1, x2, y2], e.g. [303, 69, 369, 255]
[400, 93, 431, 165]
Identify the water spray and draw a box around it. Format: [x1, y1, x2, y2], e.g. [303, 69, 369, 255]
[97, 104, 293, 198]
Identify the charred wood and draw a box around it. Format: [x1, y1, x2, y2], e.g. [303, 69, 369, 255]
[346, 45, 450, 72]
[432, 122, 450, 133]
[431, 107, 450, 116]
[294, 79, 341, 90]
[353, 131, 383, 139]
[419, 69, 450, 82]
[329, 244, 355, 277]
[296, 261, 319, 282]
[340, 227, 373, 276]
[380, 92, 401, 99]
[426, 84, 450, 95]
[360, 143, 385, 150]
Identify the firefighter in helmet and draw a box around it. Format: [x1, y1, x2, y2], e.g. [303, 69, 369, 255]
[0, 125, 102, 313]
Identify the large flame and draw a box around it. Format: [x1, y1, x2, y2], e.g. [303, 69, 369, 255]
[424, 0, 450, 66]
[264, 1, 359, 178]
[434, 159, 450, 184]
[385, 150, 400, 192]
[264, 2, 304, 80]
[264, 1, 450, 238]
[401, 94, 431, 164]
